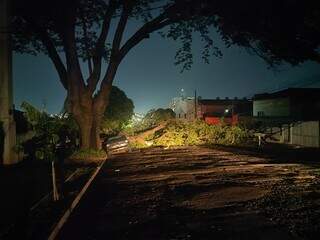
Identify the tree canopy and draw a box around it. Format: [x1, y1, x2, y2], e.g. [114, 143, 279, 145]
[14, 0, 320, 67]
[101, 86, 134, 135]
[12, 0, 218, 149]
[20, 101, 79, 160]
[208, 0, 320, 66]
[11, 0, 320, 149]
[143, 108, 175, 127]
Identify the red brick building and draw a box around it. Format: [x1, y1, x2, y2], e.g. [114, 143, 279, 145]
[197, 98, 252, 125]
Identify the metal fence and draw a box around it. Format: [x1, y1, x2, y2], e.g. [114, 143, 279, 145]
[290, 121, 320, 148]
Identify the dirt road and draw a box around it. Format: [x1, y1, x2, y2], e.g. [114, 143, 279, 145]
[58, 146, 320, 240]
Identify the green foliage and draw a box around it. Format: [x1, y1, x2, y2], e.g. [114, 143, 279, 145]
[144, 108, 176, 126]
[21, 101, 78, 161]
[212, 1, 320, 67]
[14, 1, 320, 76]
[20, 102, 43, 126]
[150, 120, 251, 147]
[101, 86, 134, 136]
[12, 1, 219, 71]
[153, 122, 186, 147]
[128, 141, 148, 149]
[130, 108, 176, 134]
[70, 149, 107, 160]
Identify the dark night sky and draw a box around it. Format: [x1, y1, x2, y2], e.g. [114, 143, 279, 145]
[13, 24, 320, 114]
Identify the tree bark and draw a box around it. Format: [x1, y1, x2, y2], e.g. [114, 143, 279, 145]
[90, 114, 102, 149]
[70, 87, 109, 150]
[76, 108, 104, 150]
[78, 117, 92, 149]
[75, 112, 102, 150]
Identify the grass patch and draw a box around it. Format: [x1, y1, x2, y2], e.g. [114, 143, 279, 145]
[129, 141, 148, 149]
[68, 149, 107, 164]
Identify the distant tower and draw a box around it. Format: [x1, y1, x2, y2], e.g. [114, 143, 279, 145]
[0, 0, 18, 164]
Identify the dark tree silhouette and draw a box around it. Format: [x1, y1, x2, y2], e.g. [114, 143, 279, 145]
[12, 0, 216, 149]
[208, 0, 320, 66]
[12, 0, 320, 149]
[143, 108, 175, 127]
[101, 86, 134, 135]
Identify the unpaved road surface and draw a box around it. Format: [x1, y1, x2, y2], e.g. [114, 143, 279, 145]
[58, 146, 320, 240]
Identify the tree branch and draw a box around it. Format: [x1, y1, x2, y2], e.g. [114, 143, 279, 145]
[120, 19, 174, 59]
[24, 16, 69, 90]
[309, 52, 320, 64]
[94, 2, 186, 109]
[87, 0, 118, 94]
[80, 13, 93, 75]
[92, 1, 133, 104]
[96, 4, 181, 103]
[118, 0, 204, 59]
[38, 29, 69, 90]
[60, 9, 86, 91]
[95, 0, 118, 52]
[111, 1, 132, 55]
[119, 16, 173, 60]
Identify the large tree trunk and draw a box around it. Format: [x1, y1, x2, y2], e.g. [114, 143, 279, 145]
[90, 115, 102, 149]
[74, 106, 104, 150]
[70, 88, 110, 151]
[77, 116, 102, 150]
[78, 116, 92, 149]
[74, 111, 102, 150]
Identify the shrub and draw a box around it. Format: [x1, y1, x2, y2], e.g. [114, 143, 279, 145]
[223, 126, 251, 145]
[152, 121, 185, 147]
[129, 140, 148, 149]
[101, 86, 134, 136]
[68, 149, 107, 164]
[21, 101, 79, 161]
[151, 120, 250, 147]
[126, 108, 176, 135]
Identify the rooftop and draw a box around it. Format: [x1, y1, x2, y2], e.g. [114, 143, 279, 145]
[198, 98, 251, 105]
[253, 88, 320, 100]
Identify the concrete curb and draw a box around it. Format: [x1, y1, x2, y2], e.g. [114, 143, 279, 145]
[47, 160, 106, 240]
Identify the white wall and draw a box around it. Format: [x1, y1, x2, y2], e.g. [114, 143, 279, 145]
[253, 98, 290, 117]
[290, 121, 320, 148]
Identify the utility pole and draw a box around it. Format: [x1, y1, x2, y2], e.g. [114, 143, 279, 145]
[0, 0, 18, 165]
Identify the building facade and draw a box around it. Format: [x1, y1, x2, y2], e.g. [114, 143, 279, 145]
[197, 98, 252, 125]
[169, 93, 252, 125]
[253, 88, 320, 148]
[170, 96, 197, 121]
[253, 88, 320, 120]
